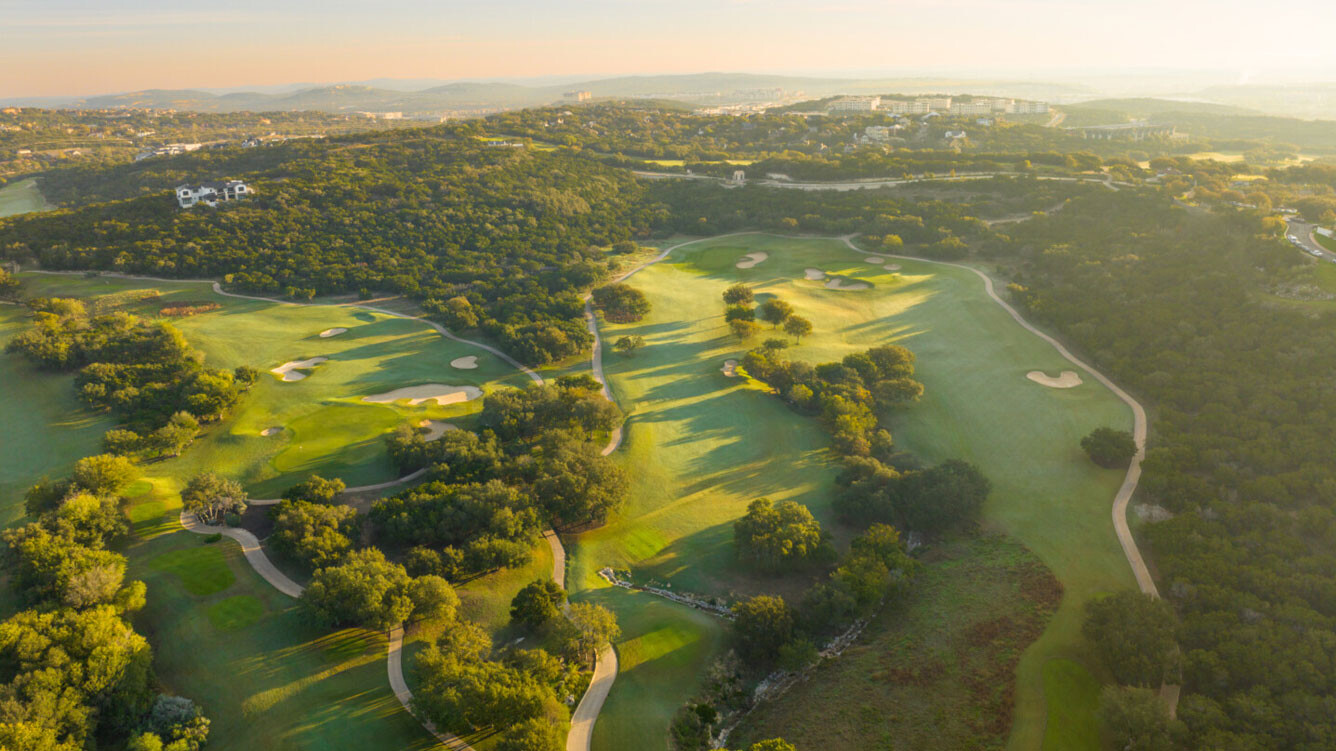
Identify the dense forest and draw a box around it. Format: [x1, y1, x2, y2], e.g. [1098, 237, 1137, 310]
[997, 191, 1336, 747]
[0, 134, 658, 364]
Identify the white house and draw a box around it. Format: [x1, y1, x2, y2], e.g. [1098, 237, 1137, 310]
[176, 180, 253, 209]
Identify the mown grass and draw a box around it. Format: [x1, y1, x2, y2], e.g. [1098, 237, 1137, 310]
[0, 178, 50, 217]
[571, 234, 1135, 750]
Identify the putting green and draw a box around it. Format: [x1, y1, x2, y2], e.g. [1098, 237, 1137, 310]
[573, 234, 1135, 749]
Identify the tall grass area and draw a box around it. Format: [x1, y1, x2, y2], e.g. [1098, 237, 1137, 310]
[574, 234, 1135, 750]
[3, 273, 540, 750]
[0, 178, 51, 217]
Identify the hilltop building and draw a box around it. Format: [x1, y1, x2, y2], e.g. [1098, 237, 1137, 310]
[564, 90, 592, 102]
[828, 96, 881, 112]
[176, 180, 253, 209]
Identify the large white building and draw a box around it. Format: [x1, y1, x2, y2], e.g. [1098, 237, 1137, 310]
[176, 180, 253, 209]
[828, 96, 881, 112]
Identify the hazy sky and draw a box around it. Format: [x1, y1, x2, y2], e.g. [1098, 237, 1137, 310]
[5, 0, 1336, 97]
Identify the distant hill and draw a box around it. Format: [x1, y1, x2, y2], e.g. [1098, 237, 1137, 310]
[7, 72, 1094, 116]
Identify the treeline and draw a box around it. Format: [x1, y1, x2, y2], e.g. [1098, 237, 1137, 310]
[0, 134, 658, 364]
[4, 298, 254, 439]
[1002, 190, 1336, 747]
[1, 448, 209, 751]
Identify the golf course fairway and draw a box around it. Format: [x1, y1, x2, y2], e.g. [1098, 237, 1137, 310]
[572, 233, 1137, 750]
[3, 272, 539, 750]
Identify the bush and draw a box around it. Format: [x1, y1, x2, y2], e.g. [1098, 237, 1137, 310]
[1081, 427, 1138, 468]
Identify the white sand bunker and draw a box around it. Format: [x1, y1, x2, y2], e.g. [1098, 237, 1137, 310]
[318, 328, 348, 338]
[1027, 370, 1083, 389]
[261, 427, 282, 437]
[885, 264, 902, 271]
[865, 255, 887, 264]
[825, 278, 870, 291]
[736, 252, 769, 269]
[418, 419, 458, 441]
[271, 357, 328, 382]
[363, 384, 483, 406]
[450, 355, 479, 370]
[721, 359, 739, 377]
[804, 268, 827, 281]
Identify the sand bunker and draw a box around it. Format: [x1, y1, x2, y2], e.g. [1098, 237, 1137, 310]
[736, 252, 769, 269]
[1026, 370, 1083, 388]
[865, 255, 887, 264]
[885, 264, 902, 271]
[804, 268, 826, 281]
[261, 427, 282, 437]
[450, 355, 479, 370]
[318, 328, 348, 338]
[721, 359, 739, 377]
[418, 419, 458, 441]
[825, 278, 870, 291]
[271, 357, 328, 382]
[363, 384, 483, 406]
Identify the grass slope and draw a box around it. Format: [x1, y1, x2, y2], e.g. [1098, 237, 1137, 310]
[731, 536, 1061, 750]
[0, 178, 50, 218]
[573, 234, 1134, 750]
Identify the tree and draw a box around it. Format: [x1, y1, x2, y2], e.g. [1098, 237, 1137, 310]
[565, 602, 619, 663]
[511, 579, 566, 629]
[723, 284, 754, 306]
[408, 575, 461, 623]
[881, 234, 904, 250]
[742, 741, 797, 751]
[71, 454, 139, 495]
[180, 472, 247, 524]
[1083, 591, 1178, 688]
[150, 412, 200, 457]
[732, 595, 793, 666]
[1081, 427, 1138, 469]
[103, 429, 143, 456]
[302, 549, 416, 630]
[496, 717, 563, 751]
[281, 474, 346, 505]
[526, 438, 627, 528]
[591, 283, 651, 323]
[271, 500, 359, 569]
[733, 498, 829, 571]
[724, 304, 755, 323]
[782, 316, 812, 342]
[893, 459, 990, 535]
[612, 335, 646, 357]
[759, 299, 794, 328]
[1098, 686, 1180, 751]
[730, 319, 761, 341]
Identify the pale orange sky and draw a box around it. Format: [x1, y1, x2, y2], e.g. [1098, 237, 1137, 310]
[5, 0, 1336, 96]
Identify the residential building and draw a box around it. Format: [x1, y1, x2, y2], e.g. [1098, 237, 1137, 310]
[923, 97, 953, 112]
[828, 96, 881, 112]
[1008, 100, 1051, 115]
[563, 90, 592, 102]
[176, 180, 253, 209]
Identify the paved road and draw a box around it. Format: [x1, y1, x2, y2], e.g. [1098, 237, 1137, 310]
[633, 170, 1127, 193]
[1284, 217, 1336, 262]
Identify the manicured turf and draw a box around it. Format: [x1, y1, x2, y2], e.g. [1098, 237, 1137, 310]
[571, 233, 1136, 750]
[0, 307, 113, 527]
[131, 531, 439, 751]
[207, 594, 267, 631]
[0, 178, 50, 217]
[3, 273, 540, 750]
[15, 273, 531, 497]
[148, 545, 237, 596]
[1041, 659, 1102, 751]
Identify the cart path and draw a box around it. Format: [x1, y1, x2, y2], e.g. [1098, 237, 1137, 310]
[838, 235, 1157, 597]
